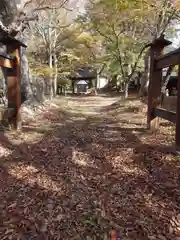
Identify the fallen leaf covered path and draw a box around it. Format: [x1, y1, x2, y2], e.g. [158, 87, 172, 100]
[0, 95, 179, 240]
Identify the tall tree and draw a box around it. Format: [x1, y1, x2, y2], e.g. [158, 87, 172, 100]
[0, 0, 69, 101]
[81, 0, 149, 97]
[80, 0, 179, 97]
[33, 8, 73, 98]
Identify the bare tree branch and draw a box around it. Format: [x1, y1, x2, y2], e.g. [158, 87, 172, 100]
[93, 24, 114, 43]
[33, 0, 69, 12]
[128, 43, 151, 80]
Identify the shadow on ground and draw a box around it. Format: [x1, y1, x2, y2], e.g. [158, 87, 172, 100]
[0, 96, 179, 240]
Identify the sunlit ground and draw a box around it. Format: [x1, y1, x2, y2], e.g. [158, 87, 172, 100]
[0, 95, 178, 240]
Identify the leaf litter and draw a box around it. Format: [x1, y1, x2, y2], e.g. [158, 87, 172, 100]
[0, 95, 179, 240]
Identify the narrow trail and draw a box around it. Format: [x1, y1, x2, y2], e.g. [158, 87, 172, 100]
[0, 96, 179, 240]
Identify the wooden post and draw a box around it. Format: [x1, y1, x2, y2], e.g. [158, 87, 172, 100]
[176, 66, 180, 151]
[147, 36, 171, 130]
[72, 81, 75, 94]
[7, 44, 21, 130]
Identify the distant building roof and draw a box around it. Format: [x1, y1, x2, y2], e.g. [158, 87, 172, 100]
[69, 66, 96, 80]
[76, 80, 88, 85]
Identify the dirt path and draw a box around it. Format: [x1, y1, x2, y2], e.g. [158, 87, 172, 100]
[0, 96, 179, 240]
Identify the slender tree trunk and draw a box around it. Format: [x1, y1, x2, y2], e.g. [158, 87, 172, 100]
[139, 50, 150, 97]
[53, 53, 58, 97]
[48, 52, 53, 100]
[161, 65, 174, 106]
[125, 82, 129, 98]
[72, 81, 74, 94]
[96, 72, 100, 89]
[161, 66, 174, 94]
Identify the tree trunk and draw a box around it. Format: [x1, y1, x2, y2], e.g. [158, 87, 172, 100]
[96, 72, 100, 89]
[161, 65, 174, 106]
[0, 0, 17, 26]
[53, 53, 58, 97]
[48, 52, 53, 100]
[72, 81, 75, 94]
[139, 50, 150, 97]
[20, 41, 34, 101]
[161, 66, 174, 94]
[125, 82, 129, 98]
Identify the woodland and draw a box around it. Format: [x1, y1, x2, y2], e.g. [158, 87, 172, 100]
[0, 0, 180, 239]
[1, 0, 180, 100]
